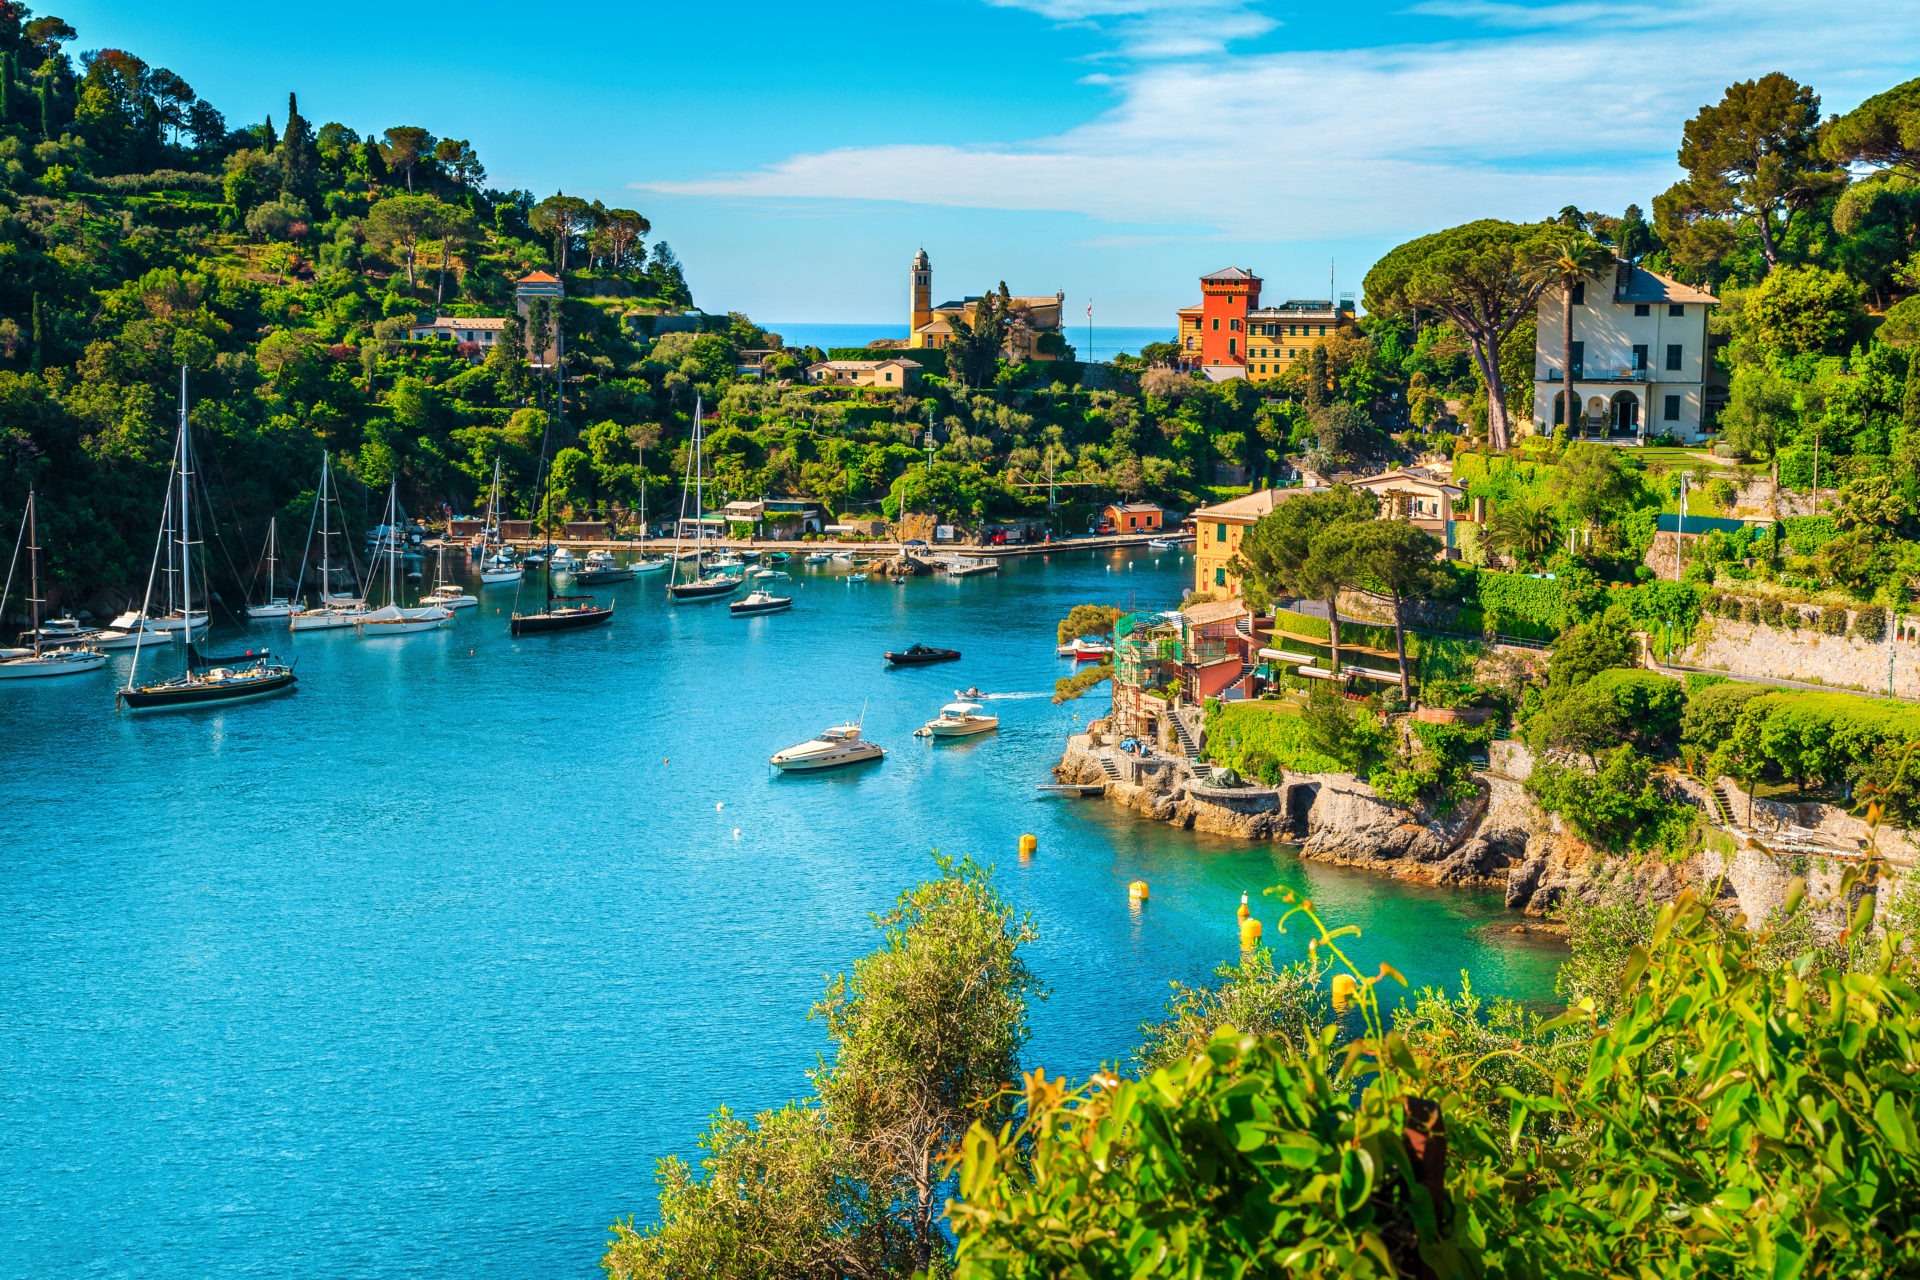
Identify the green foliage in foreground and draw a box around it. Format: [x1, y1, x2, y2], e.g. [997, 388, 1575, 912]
[604, 857, 1038, 1280]
[951, 887, 1920, 1279]
[1052, 662, 1113, 704]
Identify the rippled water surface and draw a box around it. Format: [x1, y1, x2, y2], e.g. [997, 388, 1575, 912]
[0, 547, 1562, 1278]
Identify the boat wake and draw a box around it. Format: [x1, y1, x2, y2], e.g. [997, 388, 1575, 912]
[957, 690, 1049, 701]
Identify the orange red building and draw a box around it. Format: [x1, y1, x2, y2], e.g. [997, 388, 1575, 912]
[1175, 267, 1355, 382]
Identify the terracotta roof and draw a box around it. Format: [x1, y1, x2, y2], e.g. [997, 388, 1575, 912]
[1182, 599, 1250, 626]
[516, 271, 561, 284]
[1192, 487, 1326, 523]
[1105, 502, 1162, 513]
[807, 359, 922, 371]
[414, 315, 508, 330]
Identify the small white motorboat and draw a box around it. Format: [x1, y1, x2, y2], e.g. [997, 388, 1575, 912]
[750, 567, 789, 581]
[804, 553, 831, 565]
[480, 551, 522, 584]
[847, 572, 869, 583]
[0, 644, 108, 679]
[1147, 538, 1178, 551]
[770, 722, 884, 772]
[549, 548, 581, 573]
[921, 701, 998, 739]
[630, 556, 670, 574]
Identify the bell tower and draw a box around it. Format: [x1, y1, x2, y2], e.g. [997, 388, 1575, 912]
[909, 248, 932, 341]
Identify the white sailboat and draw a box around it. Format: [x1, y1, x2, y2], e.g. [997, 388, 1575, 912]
[0, 488, 108, 679]
[478, 459, 522, 583]
[422, 544, 477, 610]
[289, 451, 370, 631]
[246, 517, 293, 618]
[357, 482, 453, 636]
[667, 392, 742, 603]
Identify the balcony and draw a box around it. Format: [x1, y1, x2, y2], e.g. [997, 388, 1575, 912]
[1540, 366, 1650, 384]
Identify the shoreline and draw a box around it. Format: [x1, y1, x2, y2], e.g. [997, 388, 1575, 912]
[1053, 722, 1884, 933]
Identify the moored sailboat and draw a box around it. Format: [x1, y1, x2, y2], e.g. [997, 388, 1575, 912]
[289, 451, 369, 631]
[0, 489, 108, 680]
[357, 483, 453, 637]
[120, 369, 296, 710]
[668, 392, 742, 603]
[246, 517, 294, 619]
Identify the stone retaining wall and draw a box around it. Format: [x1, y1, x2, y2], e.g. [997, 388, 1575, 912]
[1674, 616, 1920, 701]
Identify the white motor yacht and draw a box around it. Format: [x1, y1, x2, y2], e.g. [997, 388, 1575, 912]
[770, 723, 885, 772]
[480, 551, 522, 584]
[1070, 635, 1115, 662]
[548, 547, 581, 573]
[922, 701, 999, 739]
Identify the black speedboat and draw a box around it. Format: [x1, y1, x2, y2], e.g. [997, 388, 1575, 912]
[730, 590, 792, 616]
[120, 643, 297, 710]
[511, 595, 614, 636]
[885, 643, 961, 666]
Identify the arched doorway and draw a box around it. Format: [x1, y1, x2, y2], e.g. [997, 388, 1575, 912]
[1584, 396, 1606, 436]
[1609, 391, 1640, 437]
[1551, 389, 1574, 427]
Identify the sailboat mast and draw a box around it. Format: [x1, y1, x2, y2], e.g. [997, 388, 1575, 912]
[178, 367, 192, 641]
[694, 391, 704, 565]
[319, 453, 331, 603]
[26, 489, 39, 655]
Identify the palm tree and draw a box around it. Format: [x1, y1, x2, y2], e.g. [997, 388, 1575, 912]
[1487, 497, 1558, 568]
[1535, 229, 1614, 440]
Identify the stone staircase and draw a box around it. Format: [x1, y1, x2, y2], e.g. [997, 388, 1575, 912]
[1709, 779, 1740, 828]
[1170, 712, 1203, 760]
[1097, 754, 1124, 782]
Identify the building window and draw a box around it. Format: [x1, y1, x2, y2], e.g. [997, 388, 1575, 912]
[1666, 343, 1683, 371]
[1633, 303, 1650, 317]
[1288, 348, 1296, 358]
[1228, 338, 1236, 356]
[1669, 303, 1685, 317]
[1214, 567, 1227, 587]
[1317, 325, 1326, 336]
[1664, 394, 1681, 421]
[1211, 318, 1219, 331]
[1632, 344, 1648, 371]
[1230, 319, 1241, 331]
[1571, 281, 1585, 305]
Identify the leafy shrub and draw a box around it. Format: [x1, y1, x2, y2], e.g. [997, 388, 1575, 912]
[1055, 603, 1123, 644]
[1759, 596, 1784, 626]
[1474, 570, 1572, 634]
[1782, 514, 1840, 555]
[952, 892, 1920, 1279]
[1269, 607, 1330, 641]
[1526, 745, 1694, 855]
[1853, 603, 1888, 641]
[1818, 604, 1850, 635]
[1682, 672, 1728, 696]
[1680, 679, 1771, 751]
[1202, 702, 1345, 780]
[1739, 598, 1760, 624]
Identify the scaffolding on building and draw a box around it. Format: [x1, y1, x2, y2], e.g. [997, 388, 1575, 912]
[1112, 610, 1184, 740]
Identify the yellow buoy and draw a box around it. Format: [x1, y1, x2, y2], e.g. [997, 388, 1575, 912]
[1128, 879, 1150, 902]
[1331, 973, 1359, 1010]
[1019, 833, 1038, 857]
[1239, 916, 1263, 949]
[1235, 891, 1250, 922]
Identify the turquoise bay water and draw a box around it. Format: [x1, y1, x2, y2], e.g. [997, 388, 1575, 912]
[0, 549, 1560, 1278]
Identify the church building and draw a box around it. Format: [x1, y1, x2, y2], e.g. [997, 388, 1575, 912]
[904, 249, 1069, 363]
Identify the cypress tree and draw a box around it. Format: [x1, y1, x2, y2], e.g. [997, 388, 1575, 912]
[0, 52, 13, 125]
[29, 293, 43, 372]
[261, 113, 276, 151]
[39, 80, 51, 140]
[1906, 350, 1920, 434]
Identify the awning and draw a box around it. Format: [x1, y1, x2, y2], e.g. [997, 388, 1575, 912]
[1259, 648, 1317, 663]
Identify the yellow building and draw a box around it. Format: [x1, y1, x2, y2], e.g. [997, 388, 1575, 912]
[1190, 488, 1324, 598]
[905, 249, 1067, 362]
[1242, 301, 1353, 383]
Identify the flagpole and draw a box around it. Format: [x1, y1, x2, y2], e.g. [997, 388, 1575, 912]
[1086, 300, 1093, 364]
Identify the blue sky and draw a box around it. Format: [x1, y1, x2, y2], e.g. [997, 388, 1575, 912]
[53, 0, 1920, 326]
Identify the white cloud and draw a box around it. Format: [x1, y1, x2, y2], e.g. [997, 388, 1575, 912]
[984, 0, 1277, 57]
[639, 0, 1920, 247]
[1400, 0, 1667, 30]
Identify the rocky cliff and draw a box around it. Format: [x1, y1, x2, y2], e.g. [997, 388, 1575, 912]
[1057, 728, 1889, 932]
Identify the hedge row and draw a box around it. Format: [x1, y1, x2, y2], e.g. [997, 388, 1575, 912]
[1781, 515, 1841, 556]
[1472, 570, 1573, 633]
[1702, 592, 1888, 641]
